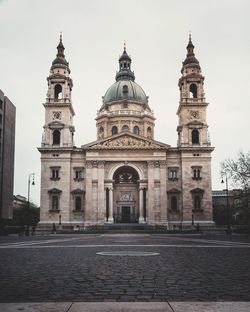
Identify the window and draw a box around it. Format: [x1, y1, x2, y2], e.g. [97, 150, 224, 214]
[189, 83, 197, 98]
[192, 129, 199, 144]
[0, 99, 2, 110]
[50, 167, 60, 180]
[171, 196, 178, 211]
[167, 189, 180, 212]
[112, 126, 118, 135]
[192, 167, 202, 180]
[53, 130, 60, 145]
[71, 189, 84, 212]
[0, 114, 2, 125]
[168, 168, 178, 180]
[74, 168, 84, 180]
[123, 85, 128, 94]
[52, 195, 59, 211]
[194, 195, 201, 210]
[75, 196, 82, 211]
[191, 188, 204, 212]
[54, 84, 62, 99]
[122, 124, 129, 132]
[133, 126, 139, 135]
[48, 188, 62, 212]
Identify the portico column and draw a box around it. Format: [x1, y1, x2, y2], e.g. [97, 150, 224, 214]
[139, 187, 145, 223]
[108, 187, 114, 223]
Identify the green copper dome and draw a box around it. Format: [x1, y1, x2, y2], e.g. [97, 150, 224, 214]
[103, 80, 147, 104]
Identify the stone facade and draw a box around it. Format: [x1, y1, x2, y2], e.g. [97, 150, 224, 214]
[38, 36, 214, 229]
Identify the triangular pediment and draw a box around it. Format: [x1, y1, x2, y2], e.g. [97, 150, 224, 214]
[82, 132, 170, 150]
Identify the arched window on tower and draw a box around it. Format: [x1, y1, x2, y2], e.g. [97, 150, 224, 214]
[133, 126, 139, 135]
[53, 129, 60, 145]
[189, 84, 197, 98]
[122, 125, 129, 132]
[192, 129, 199, 144]
[54, 84, 62, 99]
[111, 126, 118, 135]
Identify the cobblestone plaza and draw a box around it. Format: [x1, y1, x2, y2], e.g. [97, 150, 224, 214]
[0, 233, 250, 311]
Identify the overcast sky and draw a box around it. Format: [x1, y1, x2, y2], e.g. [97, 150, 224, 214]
[0, 0, 249, 205]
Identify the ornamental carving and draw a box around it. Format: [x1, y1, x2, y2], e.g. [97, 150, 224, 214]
[85, 161, 93, 169]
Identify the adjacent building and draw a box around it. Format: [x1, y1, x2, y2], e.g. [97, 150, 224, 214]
[39, 35, 214, 229]
[0, 90, 16, 220]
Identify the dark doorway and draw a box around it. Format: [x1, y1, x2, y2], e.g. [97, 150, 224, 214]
[122, 206, 130, 223]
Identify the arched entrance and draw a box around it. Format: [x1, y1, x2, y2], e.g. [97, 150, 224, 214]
[113, 166, 139, 223]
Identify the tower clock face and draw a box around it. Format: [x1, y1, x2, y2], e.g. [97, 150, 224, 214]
[52, 111, 62, 120]
[190, 110, 199, 119]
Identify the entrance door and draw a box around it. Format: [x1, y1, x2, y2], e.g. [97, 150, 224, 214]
[122, 206, 130, 223]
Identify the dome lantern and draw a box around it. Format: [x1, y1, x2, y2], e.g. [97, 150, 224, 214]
[51, 34, 69, 67]
[115, 44, 135, 82]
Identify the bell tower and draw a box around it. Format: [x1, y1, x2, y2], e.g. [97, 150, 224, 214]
[177, 35, 210, 147]
[41, 35, 75, 148]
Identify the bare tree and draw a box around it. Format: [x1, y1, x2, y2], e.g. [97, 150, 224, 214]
[221, 151, 250, 227]
[221, 151, 250, 190]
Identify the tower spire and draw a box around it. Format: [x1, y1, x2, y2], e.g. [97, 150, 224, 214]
[56, 33, 65, 58]
[182, 34, 200, 68]
[52, 34, 69, 68]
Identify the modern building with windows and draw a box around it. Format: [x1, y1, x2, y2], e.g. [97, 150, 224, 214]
[0, 90, 16, 221]
[38, 35, 214, 229]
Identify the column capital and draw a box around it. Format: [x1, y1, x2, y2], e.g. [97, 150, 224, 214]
[86, 161, 93, 169]
[159, 160, 167, 168]
[98, 161, 105, 168]
[147, 160, 155, 168]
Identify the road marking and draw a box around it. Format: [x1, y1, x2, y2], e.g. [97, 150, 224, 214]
[154, 235, 250, 246]
[1, 244, 250, 249]
[0, 237, 86, 247]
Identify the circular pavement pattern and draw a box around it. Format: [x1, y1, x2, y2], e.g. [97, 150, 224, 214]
[96, 251, 159, 256]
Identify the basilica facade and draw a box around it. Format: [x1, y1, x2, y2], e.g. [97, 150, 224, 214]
[38, 35, 214, 229]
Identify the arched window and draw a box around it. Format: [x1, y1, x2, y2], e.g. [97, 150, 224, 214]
[112, 126, 118, 135]
[189, 83, 197, 98]
[122, 125, 129, 132]
[147, 127, 152, 138]
[123, 85, 128, 94]
[53, 130, 60, 145]
[54, 84, 62, 99]
[133, 126, 139, 135]
[194, 195, 201, 210]
[192, 129, 199, 144]
[171, 196, 177, 211]
[75, 196, 82, 211]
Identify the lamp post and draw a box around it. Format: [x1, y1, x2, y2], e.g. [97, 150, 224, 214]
[25, 173, 35, 236]
[221, 175, 231, 235]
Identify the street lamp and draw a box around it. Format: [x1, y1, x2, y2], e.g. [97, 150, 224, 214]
[221, 175, 231, 235]
[25, 173, 35, 236]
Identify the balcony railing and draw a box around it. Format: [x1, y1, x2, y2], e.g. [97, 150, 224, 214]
[97, 109, 154, 118]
